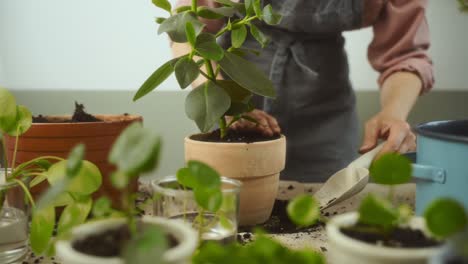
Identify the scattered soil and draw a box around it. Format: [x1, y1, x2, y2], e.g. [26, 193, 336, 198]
[239, 199, 325, 234]
[72, 224, 178, 257]
[191, 129, 281, 143]
[340, 223, 442, 248]
[32, 102, 102, 123]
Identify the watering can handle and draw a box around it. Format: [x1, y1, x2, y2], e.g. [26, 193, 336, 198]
[348, 143, 385, 169]
[412, 164, 446, 184]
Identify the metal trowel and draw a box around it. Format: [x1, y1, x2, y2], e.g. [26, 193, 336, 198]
[314, 143, 384, 210]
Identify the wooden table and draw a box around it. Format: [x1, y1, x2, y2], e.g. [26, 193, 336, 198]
[22, 182, 416, 263]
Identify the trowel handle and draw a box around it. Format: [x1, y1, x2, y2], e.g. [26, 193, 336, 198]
[348, 143, 385, 169]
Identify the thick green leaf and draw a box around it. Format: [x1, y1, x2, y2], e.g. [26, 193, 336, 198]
[57, 197, 92, 235]
[358, 194, 398, 229]
[185, 81, 231, 132]
[155, 17, 166, 24]
[123, 225, 168, 264]
[195, 188, 223, 212]
[175, 5, 192, 13]
[287, 195, 320, 227]
[185, 22, 196, 47]
[110, 171, 129, 190]
[4, 105, 32, 136]
[152, 0, 172, 13]
[92, 197, 113, 218]
[262, 4, 282, 25]
[219, 52, 275, 98]
[30, 206, 55, 255]
[195, 33, 224, 61]
[188, 160, 221, 190]
[250, 24, 269, 48]
[231, 25, 247, 48]
[158, 12, 205, 43]
[0, 86, 17, 133]
[66, 144, 85, 176]
[253, 0, 262, 17]
[244, 0, 254, 15]
[424, 198, 467, 238]
[134, 58, 178, 101]
[109, 122, 161, 176]
[370, 153, 412, 185]
[175, 57, 200, 88]
[213, 0, 245, 11]
[225, 102, 251, 116]
[176, 167, 197, 189]
[197, 6, 236, 19]
[216, 80, 252, 103]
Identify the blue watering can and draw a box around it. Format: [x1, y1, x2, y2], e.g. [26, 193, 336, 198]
[412, 120, 468, 215]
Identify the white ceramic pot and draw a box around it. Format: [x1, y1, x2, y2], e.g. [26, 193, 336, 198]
[55, 216, 198, 264]
[326, 212, 443, 264]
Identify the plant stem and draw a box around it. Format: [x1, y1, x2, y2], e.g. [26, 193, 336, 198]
[9, 156, 63, 179]
[191, 0, 197, 12]
[11, 128, 20, 171]
[198, 208, 205, 242]
[204, 60, 215, 79]
[1, 139, 8, 177]
[219, 117, 227, 138]
[12, 178, 36, 209]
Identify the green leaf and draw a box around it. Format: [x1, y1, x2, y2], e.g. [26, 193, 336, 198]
[217, 80, 252, 103]
[176, 167, 197, 189]
[30, 206, 55, 255]
[175, 57, 200, 88]
[66, 144, 85, 176]
[358, 194, 398, 230]
[197, 6, 236, 19]
[262, 4, 282, 25]
[195, 33, 224, 61]
[188, 160, 221, 190]
[370, 153, 412, 185]
[244, 0, 254, 15]
[213, 0, 245, 11]
[175, 5, 192, 13]
[134, 58, 178, 101]
[287, 195, 320, 227]
[185, 81, 231, 132]
[231, 25, 247, 48]
[424, 198, 467, 238]
[92, 197, 113, 218]
[123, 225, 168, 264]
[253, 0, 262, 17]
[225, 102, 251, 116]
[4, 105, 32, 136]
[155, 17, 166, 24]
[185, 22, 196, 47]
[110, 171, 129, 190]
[158, 11, 205, 43]
[249, 24, 269, 48]
[0, 86, 18, 133]
[195, 188, 223, 212]
[57, 197, 92, 235]
[219, 52, 276, 98]
[109, 122, 161, 176]
[152, 0, 172, 13]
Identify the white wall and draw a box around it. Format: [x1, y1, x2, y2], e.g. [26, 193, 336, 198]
[0, 0, 467, 91]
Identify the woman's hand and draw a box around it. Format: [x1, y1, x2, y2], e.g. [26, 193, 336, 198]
[228, 109, 281, 137]
[360, 111, 416, 158]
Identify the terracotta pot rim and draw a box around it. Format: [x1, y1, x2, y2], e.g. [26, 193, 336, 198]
[30, 114, 142, 126]
[185, 133, 286, 146]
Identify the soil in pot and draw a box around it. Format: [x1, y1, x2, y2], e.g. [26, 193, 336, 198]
[190, 129, 281, 143]
[340, 223, 442, 248]
[32, 102, 102, 123]
[72, 224, 178, 257]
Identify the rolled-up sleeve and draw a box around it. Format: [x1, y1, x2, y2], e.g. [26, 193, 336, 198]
[176, 0, 224, 33]
[368, 0, 434, 93]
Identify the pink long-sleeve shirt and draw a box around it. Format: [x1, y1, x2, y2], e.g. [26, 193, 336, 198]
[177, 0, 434, 92]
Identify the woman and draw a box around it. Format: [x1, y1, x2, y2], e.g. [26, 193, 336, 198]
[173, 0, 433, 182]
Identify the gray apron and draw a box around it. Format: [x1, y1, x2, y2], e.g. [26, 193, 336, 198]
[222, 0, 364, 182]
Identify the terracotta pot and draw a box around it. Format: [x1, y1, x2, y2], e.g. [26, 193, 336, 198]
[3, 114, 142, 207]
[184, 135, 286, 225]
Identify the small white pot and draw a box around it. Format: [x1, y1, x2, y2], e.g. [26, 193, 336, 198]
[55, 216, 198, 264]
[326, 212, 443, 264]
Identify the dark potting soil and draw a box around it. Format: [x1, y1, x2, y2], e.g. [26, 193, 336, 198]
[72, 224, 178, 257]
[32, 102, 102, 123]
[190, 129, 281, 143]
[340, 223, 442, 248]
[239, 199, 325, 234]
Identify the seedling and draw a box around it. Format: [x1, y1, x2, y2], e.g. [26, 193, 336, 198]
[134, 0, 282, 138]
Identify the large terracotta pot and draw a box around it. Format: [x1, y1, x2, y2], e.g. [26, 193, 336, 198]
[185, 135, 286, 225]
[3, 114, 142, 207]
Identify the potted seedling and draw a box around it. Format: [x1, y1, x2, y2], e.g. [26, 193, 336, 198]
[0, 87, 103, 262]
[288, 153, 468, 264]
[133, 0, 285, 225]
[55, 122, 198, 264]
[2, 88, 142, 207]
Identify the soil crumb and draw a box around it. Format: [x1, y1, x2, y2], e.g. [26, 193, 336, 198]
[191, 129, 280, 143]
[71, 102, 101, 122]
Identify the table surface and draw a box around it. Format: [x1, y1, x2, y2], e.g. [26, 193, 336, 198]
[22, 182, 416, 263]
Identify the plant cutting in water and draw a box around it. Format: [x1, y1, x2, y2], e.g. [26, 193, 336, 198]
[0, 86, 102, 256]
[134, 0, 281, 138]
[287, 152, 468, 245]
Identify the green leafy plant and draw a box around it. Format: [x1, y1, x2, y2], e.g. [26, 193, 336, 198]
[0, 86, 102, 255]
[459, 0, 468, 12]
[134, 0, 282, 138]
